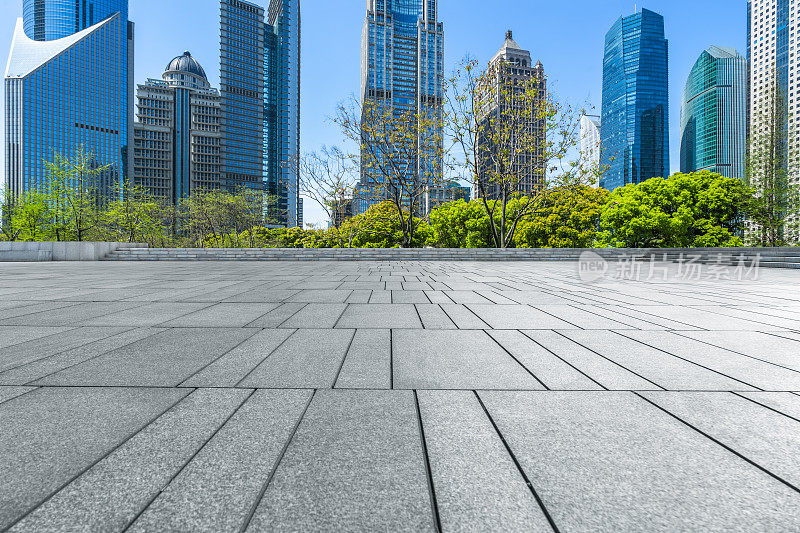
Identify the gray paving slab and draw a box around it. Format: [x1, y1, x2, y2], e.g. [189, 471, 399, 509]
[631, 305, 786, 331]
[345, 289, 372, 303]
[678, 330, 800, 373]
[0, 301, 81, 321]
[238, 329, 355, 388]
[620, 331, 800, 391]
[0, 328, 163, 386]
[0, 326, 130, 373]
[488, 330, 603, 390]
[128, 389, 312, 533]
[0, 386, 189, 530]
[335, 303, 423, 329]
[34, 328, 256, 387]
[424, 290, 453, 304]
[335, 329, 391, 389]
[440, 304, 490, 329]
[589, 304, 704, 330]
[571, 304, 676, 330]
[222, 289, 300, 303]
[479, 391, 800, 532]
[524, 330, 661, 390]
[0, 386, 36, 404]
[245, 302, 306, 327]
[442, 291, 493, 304]
[246, 390, 435, 532]
[391, 290, 430, 304]
[534, 304, 638, 329]
[561, 331, 755, 391]
[736, 392, 800, 420]
[0, 301, 145, 326]
[288, 289, 353, 303]
[415, 303, 457, 329]
[640, 392, 800, 488]
[162, 303, 280, 327]
[279, 303, 347, 328]
[369, 290, 392, 303]
[78, 302, 212, 327]
[0, 326, 72, 350]
[9, 388, 250, 533]
[468, 304, 576, 329]
[182, 329, 295, 387]
[417, 390, 552, 532]
[393, 329, 543, 390]
[704, 305, 800, 329]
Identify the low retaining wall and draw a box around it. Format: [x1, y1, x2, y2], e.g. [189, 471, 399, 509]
[0, 242, 147, 262]
[104, 246, 799, 266]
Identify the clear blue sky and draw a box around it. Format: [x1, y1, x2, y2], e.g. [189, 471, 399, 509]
[0, 0, 746, 226]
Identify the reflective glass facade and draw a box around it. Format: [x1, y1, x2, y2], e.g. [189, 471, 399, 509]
[220, 0, 265, 190]
[266, 0, 300, 227]
[680, 47, 747, 181]
[220, 0, 300, 227]
[5, 8, 132, 196]
[359, 0, 444, 214]
[600, 8, 669, 191]
[23, 0, 128, 41]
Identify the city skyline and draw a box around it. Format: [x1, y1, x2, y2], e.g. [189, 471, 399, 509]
[0, 0, 746, 225]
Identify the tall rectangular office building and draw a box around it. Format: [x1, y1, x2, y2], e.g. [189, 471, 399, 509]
[600, 8, 669, 191]
[748, 0, 798, 239]
[680, 47, 747, 181]
[219, 0, 300, 227]
[5, 0, 133, 196]
[358, 0, 444, 214]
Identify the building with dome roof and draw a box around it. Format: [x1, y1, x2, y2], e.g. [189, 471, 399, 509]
[4, 0, 133, 197]
[475, 31, 547, 201]
[132, 51, 222, 202]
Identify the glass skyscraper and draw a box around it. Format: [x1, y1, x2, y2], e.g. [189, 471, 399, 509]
[358, 0, 444, 214]
[600, 8, 669, 191]
[219, 0, 300, 227]
[266, 0, 300, 227]
[680, 46, 747, 181]
[5, 0, 133, 196]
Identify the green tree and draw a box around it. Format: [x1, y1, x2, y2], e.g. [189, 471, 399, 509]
[102, 179, 173, 244]
[12, 191, 52, 241]
[428, 200, 492, 248]
[446, 57, 603, 248]
[515, 186, 609, 248]
[597, 171, 750, 248]
[746, 77, 800, 246]
[336, 98, 444, 248]
[44, 149, 109, 242]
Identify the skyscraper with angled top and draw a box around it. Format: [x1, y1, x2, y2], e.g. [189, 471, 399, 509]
[680, 46, 747, 181]
[600, 8, 669, 191]
[219, 0, 300, 227]
[5, 0, 133, 196]
[357, 0, 444, 215]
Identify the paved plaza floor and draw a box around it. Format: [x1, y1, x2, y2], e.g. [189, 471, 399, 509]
[1, 259, 800, 532]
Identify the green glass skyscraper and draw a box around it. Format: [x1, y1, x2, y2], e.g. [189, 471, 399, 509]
[600, 8, 669, 191]
[680, 46, 747, 181]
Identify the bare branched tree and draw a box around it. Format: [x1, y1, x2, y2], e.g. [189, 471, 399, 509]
[446, 57, 603, 248]
[297, 146, 358, 228]
[335, 96, 444, 248]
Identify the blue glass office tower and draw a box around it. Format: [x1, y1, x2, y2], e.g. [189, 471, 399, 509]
[266, 0, 300, 227]
[5, 0, 133, 196]
[358, 0, 444, 214]
[680, 47, 747, 181]
[220, 0, 301, 227]
[600, 8, 669, 191]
